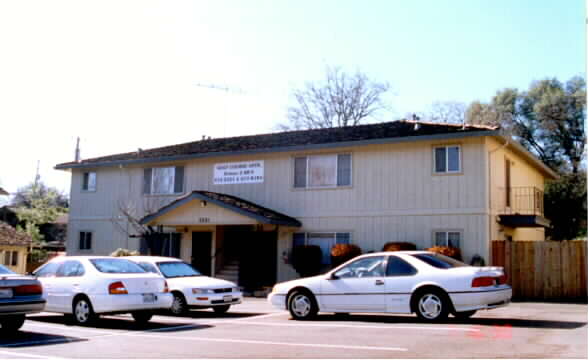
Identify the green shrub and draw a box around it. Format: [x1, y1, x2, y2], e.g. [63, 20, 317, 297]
[330, 243, 362, 267]
[426, 246, 462, 261]
[382, 242, 417, 252]
[289, 245, 323, 278]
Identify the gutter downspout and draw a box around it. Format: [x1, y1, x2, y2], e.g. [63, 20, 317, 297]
[487, 136, 510, 264]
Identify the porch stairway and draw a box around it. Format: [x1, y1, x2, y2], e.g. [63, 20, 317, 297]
[215, 260, 240, 284]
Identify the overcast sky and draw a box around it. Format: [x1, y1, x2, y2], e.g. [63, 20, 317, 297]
[0, 0, 584, 201]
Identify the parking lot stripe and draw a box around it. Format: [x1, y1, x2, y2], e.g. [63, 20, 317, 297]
[0, 349, 65, 359]
[0, 337, 79, 348]
[218, 321, 480, 332]
[124, 332, 408, 352]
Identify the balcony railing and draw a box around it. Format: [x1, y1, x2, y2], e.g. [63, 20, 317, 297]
[498, 186, 545, 216]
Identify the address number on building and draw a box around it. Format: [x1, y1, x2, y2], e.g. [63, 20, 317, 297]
[198, 217, 210, 223]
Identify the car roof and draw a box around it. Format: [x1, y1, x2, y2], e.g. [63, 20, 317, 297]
[49, 255, 119, 261]
[125, 256, 182, 263]
[360, 251, 431, 257]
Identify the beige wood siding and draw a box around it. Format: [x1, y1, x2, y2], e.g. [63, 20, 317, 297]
[0, 246, 28, 274]
[67, 136, 495, 278]
[486, 137, 547, 242]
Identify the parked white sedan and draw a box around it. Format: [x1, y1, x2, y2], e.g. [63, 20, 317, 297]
[32, 256, 173, 325]
[269, 251, 512, 321]
[127, 256, 242, 316]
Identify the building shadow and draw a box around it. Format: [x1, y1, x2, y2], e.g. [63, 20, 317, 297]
[26, 314, 212, 332]
[0, 331, 87, 348]
[311, 313, 587, 330]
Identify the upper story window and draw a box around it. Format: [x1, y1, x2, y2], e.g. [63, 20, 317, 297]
[434, 145, 461, 173]
[143, 166, 184, 195]
[82, 172, 97, 191]
[294, 154, 351, 189]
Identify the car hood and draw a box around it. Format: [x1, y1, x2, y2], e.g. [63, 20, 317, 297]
[166, 276, 237, 289]
[273, 275, 325, 293]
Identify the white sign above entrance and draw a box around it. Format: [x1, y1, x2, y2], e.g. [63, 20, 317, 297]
[213, 160, 264, 185]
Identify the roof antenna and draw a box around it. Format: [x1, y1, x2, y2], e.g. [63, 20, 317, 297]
[75, 137, 81, 162]
[412, 114, 420, 130]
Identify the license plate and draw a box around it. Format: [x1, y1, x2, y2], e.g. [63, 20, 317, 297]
[143, 293, 156, 303]
[0, 288, 13, 299]
[223, 295, 232, 302]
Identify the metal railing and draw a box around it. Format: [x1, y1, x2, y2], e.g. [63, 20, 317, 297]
[498, 186, 544, 216]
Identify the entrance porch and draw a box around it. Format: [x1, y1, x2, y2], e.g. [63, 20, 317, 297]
[139, 191, 301, 292]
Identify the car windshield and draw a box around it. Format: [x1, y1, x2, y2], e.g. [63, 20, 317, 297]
[411, 253, 469, 269]
[0, 264, 15, 274]
[157, 261, 201, 278]
[90, 258, 147, 274]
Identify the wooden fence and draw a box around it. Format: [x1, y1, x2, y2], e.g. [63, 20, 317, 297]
[491, 240, 587, 301]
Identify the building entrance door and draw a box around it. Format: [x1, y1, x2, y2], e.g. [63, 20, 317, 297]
[192, 231, 212, 276]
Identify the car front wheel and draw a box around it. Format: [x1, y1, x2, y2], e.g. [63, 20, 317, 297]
[414, 291, 450, 322]
[453, 310, 477, 320]
[73, 297, 96, 325]
[170, 292, 188, 316]
[213, 305, 230, 314]
[288, 290, 318, 320]
[0, 314, 26, 333]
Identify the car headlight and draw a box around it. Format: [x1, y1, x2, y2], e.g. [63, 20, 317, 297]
[233, 287, 242, 293]
[192, 288, 214, 294]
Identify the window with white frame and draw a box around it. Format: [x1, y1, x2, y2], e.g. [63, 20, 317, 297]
[82, 172, 97, 191]
[294, 154, 351, 189]
[434, 230, 461, 248]
[79, 231, 93, 250]
[143, 166, 184, 195]
[434, 145, 461, 173]
[293, 232, 351, 265]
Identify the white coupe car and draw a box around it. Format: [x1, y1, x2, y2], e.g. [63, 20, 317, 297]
[32, 256, 173, 325]
[269, 251, 512, 321]
[127, 256, 242, 316]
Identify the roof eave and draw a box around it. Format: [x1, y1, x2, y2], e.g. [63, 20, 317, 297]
[494, 135, 559, 180]
[55, 129, 500, 170]
[140, 191, 301, 227]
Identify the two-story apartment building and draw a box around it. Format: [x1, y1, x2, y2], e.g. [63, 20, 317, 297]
[55, 120, 556, 289]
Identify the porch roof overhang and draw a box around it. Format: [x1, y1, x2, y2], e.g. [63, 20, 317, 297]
[498, 214, 551, 228]
[140, 191, 302, 227]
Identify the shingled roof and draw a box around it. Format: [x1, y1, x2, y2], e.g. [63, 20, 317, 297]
[0, 222, 32, 247]
[55, 120, 499, 169]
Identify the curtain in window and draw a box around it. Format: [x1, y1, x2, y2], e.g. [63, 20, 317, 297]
[309, 155, 337, 187]
[153, 167, 175, 194]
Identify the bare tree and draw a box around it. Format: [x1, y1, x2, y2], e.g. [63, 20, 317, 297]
[279, 66, 391, 130]
[111, 181, 171, 254]
[425, 101, 467, 124]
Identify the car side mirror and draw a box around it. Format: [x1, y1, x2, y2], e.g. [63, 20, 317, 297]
[328, 273, 339, 280]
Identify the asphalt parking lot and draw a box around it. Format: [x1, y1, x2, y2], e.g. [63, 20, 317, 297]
[1, 299, 586, 359]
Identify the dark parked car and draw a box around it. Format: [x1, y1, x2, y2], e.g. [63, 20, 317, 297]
[0, 264, 46, 333]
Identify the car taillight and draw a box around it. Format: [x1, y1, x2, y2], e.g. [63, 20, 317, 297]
[14, 284, 43, 295]
[498, 274, 508, 284]
[471, 276, 495, 287]
[108, 281, 128, 295]
[163, 281, 169, 293]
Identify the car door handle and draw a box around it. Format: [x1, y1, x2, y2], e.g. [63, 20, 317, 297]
[375, 280, 384, 286]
